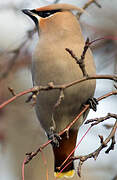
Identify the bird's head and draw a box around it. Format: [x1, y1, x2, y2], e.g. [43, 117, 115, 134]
[22, 4, 84, 35]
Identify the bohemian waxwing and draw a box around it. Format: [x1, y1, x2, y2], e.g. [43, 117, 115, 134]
[22, 3, 96, 178]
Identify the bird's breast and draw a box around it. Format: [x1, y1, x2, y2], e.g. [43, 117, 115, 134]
[32, 39, 96, 132]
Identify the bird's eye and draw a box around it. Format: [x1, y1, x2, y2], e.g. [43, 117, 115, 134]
[37, 9, 61, 18]
[45, 12, 51, 16]
[31, 9, 61, 18]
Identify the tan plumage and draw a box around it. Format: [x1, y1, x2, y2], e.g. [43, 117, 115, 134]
[22, 4, 96, 178]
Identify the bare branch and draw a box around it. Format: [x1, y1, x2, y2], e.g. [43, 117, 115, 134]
[85, 113, 117, 126]
[0, 74, 117, 109]
[83, 0, 101, 9]
[71, 116, 117, 177]
[23, 89, 117, 164]
[66, 38, 90, 77]
[0, 46, 117, 168]
[105, 136, 116, 153]
[77, 0, 101, 18]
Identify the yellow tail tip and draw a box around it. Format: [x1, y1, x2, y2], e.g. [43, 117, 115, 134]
[54, 170, 75, 178]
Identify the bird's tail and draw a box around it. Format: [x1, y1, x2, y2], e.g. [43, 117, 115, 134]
[54, 163, 75, 179]
[53, 129, 77, 179]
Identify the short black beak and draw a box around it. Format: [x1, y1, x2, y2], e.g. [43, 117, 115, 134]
[22, 9, 33, 17]
[22, 9, 38, 26]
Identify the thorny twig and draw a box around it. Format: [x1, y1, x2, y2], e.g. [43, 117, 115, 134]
[0, 74, 117, 109]
[66, 38, 90, 77]
[0, 43, 117, 166]
[77, 0, 101, 18]
[85, 113, 117, 126]
[105, 136, 116, 153]
[22, 90, 117, 164]
[83, 0, 101, 9]
[71, 113, 117, 177]
[0, 39, 116, 172]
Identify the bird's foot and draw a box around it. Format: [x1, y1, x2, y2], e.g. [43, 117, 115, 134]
[48, 131, 62, 148]
[86, 97, 98, 111]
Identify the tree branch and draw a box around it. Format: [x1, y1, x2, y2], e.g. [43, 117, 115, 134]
[0, 74, 117, 109]
[23, 90, 117, 164]
[71, 114, 117, 177]
[66, 38, 90, 77]
[77, 0, 101, 19]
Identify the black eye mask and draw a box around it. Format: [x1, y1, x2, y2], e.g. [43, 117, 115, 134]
[31, 9, 61, 18]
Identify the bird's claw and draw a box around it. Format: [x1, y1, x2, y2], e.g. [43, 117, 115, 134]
[86, 97, 98, 111]
[48, 132, 62, 148]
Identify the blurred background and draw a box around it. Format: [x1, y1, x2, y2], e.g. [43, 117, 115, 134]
[0, 0, 117, 179]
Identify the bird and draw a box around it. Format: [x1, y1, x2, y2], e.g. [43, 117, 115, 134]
[22, 3, 96, 179]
